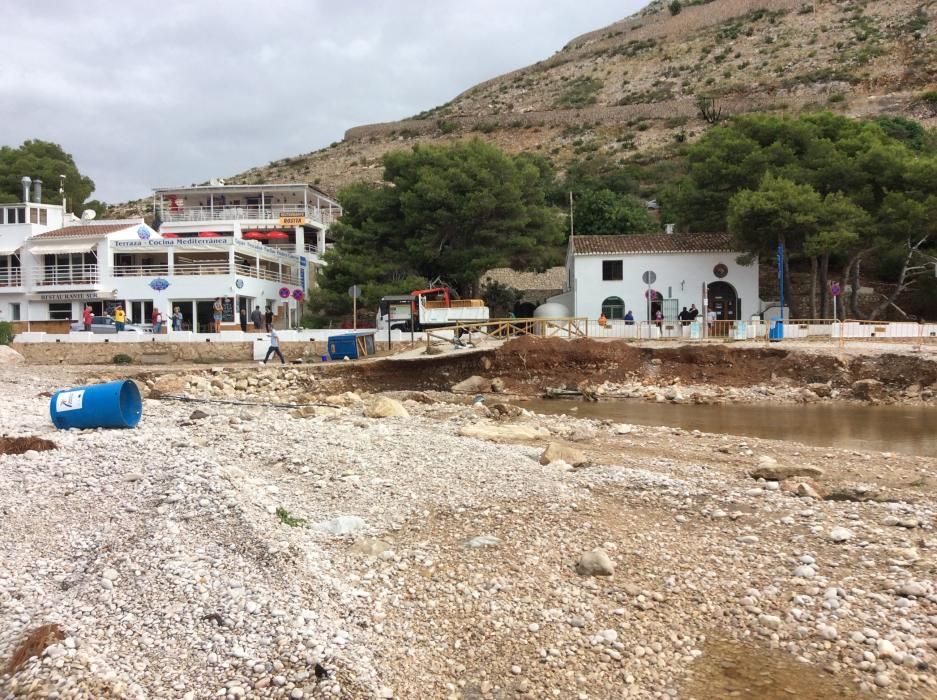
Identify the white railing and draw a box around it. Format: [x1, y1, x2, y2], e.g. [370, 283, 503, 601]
[234, 263, 299, 285]
[160, 204, 342, 226]
[173, 261, 231, 276]
[113, 264, 171, 277]
[32, 264, 99, 286]
[0, 269, 22, 287]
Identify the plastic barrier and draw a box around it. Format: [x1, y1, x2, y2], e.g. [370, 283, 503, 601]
[50, 380, 142, 430]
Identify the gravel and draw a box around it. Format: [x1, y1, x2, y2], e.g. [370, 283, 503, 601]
[0, 364, 935, 699]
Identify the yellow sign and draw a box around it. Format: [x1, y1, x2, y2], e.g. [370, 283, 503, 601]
[279, 214, 306, 226]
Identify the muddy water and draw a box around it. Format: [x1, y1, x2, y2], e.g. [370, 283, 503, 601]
[520, 399, 936, 456]
[685, 639, 869, 699]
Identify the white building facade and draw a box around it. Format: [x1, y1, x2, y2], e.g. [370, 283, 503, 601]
[551, 233, 760, 323]
[0, 183, 341, 331]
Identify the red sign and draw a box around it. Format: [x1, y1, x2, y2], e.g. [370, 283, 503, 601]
[278, 287, 290, 299]
[830, 282, 841, 297]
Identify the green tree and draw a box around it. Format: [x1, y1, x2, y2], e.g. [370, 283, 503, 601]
[308, 140, 564, 323]
[728, 174, 823, 316]
[669, 112, 937, 318]
[573, 189, 657, 235]
[480, 280, 522, 317]
[0, 140, 96, 209]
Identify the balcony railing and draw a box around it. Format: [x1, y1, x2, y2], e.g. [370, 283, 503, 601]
[159, 203, 341, 226]
[113, 264, 170, 277]
[0, 269, 22, 287]
[112, 261, 299, 286]
[33, 264, 98, 286]
[234, 263, 299, 286]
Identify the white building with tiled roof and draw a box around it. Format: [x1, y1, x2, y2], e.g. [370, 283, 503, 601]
[549, 233, 760, 324]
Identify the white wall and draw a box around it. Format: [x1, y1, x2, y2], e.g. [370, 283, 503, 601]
[573, 252, 759, 322]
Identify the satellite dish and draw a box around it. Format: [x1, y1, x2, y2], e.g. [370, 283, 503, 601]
[81, 209, 97, 221]
[209, 178, 226, 186]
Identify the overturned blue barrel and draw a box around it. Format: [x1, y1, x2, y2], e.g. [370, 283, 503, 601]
[50, 380, 142, 430]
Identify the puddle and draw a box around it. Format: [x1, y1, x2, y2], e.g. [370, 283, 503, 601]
[685, 639, 868, 699]
[520, 399, 937, 456]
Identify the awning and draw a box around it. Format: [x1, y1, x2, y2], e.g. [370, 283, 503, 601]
[28, 241, 98, 254]
[0, 244, 21, 256]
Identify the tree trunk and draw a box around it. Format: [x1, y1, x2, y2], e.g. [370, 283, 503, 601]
[849, 255, 863, 318]
[819, 254, 830, 319]
[809, 257, 818, 319]
[868, 239, 921, 319]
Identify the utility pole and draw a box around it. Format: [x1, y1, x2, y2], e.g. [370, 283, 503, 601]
[569, 192, 574, 238]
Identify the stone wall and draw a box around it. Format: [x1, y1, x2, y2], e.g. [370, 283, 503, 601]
[12, 341, 325, 366]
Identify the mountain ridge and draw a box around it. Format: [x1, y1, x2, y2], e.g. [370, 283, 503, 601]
[110, 0, 937, 217]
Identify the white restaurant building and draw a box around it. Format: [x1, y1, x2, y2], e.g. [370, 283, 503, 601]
[0, 182, 341, 331]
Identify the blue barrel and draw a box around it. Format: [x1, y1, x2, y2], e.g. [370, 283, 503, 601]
[50, 380, 142, 430]
[769, 317, 784, 342]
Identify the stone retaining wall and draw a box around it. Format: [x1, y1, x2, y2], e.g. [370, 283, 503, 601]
[12, 341, 324, 366]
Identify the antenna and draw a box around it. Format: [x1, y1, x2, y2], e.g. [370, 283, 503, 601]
[60, 174, 66, 210]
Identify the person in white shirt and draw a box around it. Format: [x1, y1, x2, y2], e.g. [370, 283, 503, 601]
[262, 327, 286, 364]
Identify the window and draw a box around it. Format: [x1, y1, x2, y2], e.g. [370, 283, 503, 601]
[602, 260, 623, 281]
[39, 209, 47, 225]
[30, 208, 39, 224]
[10, 303, 20, 321]
[601, 296, 625, 320]
[48, 302, 73, 320]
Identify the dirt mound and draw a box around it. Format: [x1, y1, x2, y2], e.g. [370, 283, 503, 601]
[5, 623, 64, 673]
[0, 436, 57, 455]
[337, 339, 937, 398]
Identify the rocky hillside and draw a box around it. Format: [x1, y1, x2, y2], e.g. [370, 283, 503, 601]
[111, 0, 937, 216]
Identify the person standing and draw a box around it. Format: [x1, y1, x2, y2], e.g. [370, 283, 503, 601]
[655, 309, 663, 330]
[114, 305, 126, 331]
[82, 305, 93, 332]
[212, 297, 223, 333]
[689, 304, 699, 321]
[151, 307, 164, 334]
[264, 307, 274, 332]
[172, 306, 183, 331]
[624, 310, 634, 325]
[262, 327, 285, 365]
[251, 305, 263, 330]
[707, 308, 718, 335]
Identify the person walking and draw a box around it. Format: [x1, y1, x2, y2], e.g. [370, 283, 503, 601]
[707, 308, 718, 335]
[239, 307, 248, 333]
[212, 298, 224, 333]
[262, 327, 285, 365]
[264, 307, 274, 332]
[688, 304, 699, 321]
[172, 306, 183, 331]
[655, 309, 663, 331]
[114, 305, 126, 331]
[251, 305, 263, 330]
[82, 305, 93, 331]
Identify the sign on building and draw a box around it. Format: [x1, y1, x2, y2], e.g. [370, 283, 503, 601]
[279, 214, 306, 226]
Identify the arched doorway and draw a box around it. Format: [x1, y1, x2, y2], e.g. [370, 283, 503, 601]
[707, 281, 739, 321]
[601, 296, 625, 320]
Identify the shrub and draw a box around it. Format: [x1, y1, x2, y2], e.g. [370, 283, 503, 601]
[669, 0, 682, 15]
[555, 77, 603, 108]
[276, 507, 306, 527]
[920, 91, 937, 105]
[437, 120, 458, 134]
[112, 353, 133, 365]
[0, 321, 13, 345]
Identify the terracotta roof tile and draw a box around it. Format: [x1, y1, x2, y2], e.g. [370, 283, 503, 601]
[571, 233, 735, 255]
[31, 223, 135, 240]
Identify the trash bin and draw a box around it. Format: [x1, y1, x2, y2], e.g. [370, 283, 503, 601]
[768, 317, 784, 342]
[50, 380, 142, 430]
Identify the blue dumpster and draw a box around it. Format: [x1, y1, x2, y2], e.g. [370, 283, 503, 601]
[327, 330, 376, 360]
[768, 317, 784, 342]
[50, 380, 142, 430]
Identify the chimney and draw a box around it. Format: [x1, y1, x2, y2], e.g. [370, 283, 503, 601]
[665, 223, 675, 234]
[21, 176, 31, 203]
[32, 178, 42, 203]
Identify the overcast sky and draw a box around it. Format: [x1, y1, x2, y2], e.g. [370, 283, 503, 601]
[2, 1, 644, 203]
